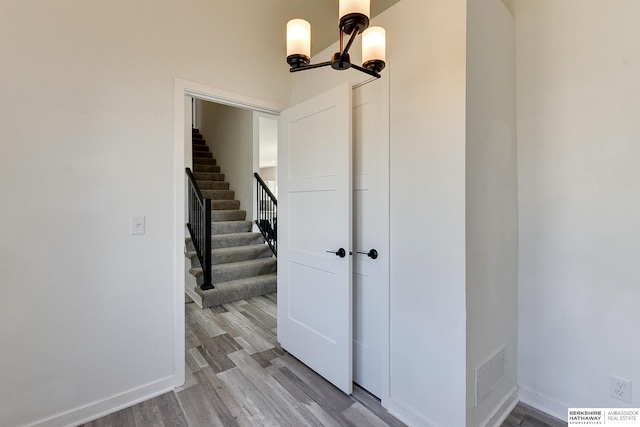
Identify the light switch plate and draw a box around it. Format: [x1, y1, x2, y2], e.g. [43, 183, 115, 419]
[131, 216, 145, 235]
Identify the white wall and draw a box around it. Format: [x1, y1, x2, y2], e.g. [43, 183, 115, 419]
[516, 0, 640, 420]
[500, 0, 515, 16]
[197, 101, 256, 219]
[260, 167, 277, 182]
[291, 1, 468, 425]
[258, 115, 279, 168]
[465, 0, 518, 426]
[382, 2, 467, 425]
[0, 1, 293, 426]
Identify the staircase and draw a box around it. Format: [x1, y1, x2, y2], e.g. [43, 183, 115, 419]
[186, 128, 277, 308]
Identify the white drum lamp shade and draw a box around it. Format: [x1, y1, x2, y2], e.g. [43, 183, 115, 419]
[339, 0, 370, 19]
[362, 26, 386, 64]
[287, 19, 311, 58]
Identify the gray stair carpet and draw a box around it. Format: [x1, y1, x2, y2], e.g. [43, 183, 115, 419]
[186, 128, 277, 308]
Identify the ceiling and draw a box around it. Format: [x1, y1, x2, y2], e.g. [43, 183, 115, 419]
[280, 0, 401, 57]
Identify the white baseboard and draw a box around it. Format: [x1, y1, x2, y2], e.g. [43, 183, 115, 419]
[482, 386, 519, 427]
[184, 253, 203, 308]
[384, 387, 519, 427]
[384, 396, 442, 427]
[519, 385, 570, 422]
[30, 375, 177, 427]
[185, 283, 203, 308]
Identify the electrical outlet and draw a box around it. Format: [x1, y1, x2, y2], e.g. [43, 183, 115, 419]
[610, 376, 632, 403]
[131, 216, 145, 235]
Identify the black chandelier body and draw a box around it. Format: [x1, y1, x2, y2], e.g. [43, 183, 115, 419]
[286, 1, 386, 79]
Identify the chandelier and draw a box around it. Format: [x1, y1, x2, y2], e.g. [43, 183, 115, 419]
[286, 0, 386, 79]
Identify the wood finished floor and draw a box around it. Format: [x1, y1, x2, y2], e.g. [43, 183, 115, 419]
[501, 402, 567, 427]
[81, 293, 566, 427]
[81, 293, 406, 427]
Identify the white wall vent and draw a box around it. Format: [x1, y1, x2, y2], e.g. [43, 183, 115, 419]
[475, 346, 506, 407]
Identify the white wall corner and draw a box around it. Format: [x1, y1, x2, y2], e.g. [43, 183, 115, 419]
[481, 386, 519, 427]
[500, 0, 515, 16]
[519, 385, 571, 423]
[385, 396, 445, 427]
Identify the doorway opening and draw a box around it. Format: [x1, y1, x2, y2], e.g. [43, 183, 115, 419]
[173, 78, 392, 421]
[172, 79, 282, 390]
[185, 99, 278, 308]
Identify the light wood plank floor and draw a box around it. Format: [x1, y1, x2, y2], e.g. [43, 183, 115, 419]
[501, 402, 567, 427]
[81, 293, 566, 427]
[81, 293, 406, 427]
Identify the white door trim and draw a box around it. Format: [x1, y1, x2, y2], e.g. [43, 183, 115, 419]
[172, 78, 282, 388]
[351, 74, 391, 402]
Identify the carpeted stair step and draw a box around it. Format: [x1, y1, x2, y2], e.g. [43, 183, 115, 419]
[192, 144, 209, 152]
[198, 181, 230, 191]
[194, 164, 221, 173]
[194, 273, 277, 308]
[185, 240, 272, 265]
[189, 257, 276, 281]
[192, 128, 200, 133]
[212, 210, 247, 221]
[212, 231, 264, 249]
[193, 151, 213, 159]
[215, 258, 276, 282]
[212, 245, 273, 264]
[193, 157, 217, 166]
[194, 172, 225, 181]
[212, 200, 241, 210]
[192, 137, 205, 144]
[201, 189, 235, 200]
[212, 221, 252, 234]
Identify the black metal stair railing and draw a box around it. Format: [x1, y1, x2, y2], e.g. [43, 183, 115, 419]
[254, 173, 277, 256]
[186, 168, 214, 290]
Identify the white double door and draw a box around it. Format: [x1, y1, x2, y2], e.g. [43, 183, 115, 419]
[277, 78, 389, 398]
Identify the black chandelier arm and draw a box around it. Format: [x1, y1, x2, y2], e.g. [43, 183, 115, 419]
[290, 61, 381, 79]
[341, 29, 359, 58]
[289, 61, 333, 73]
[350, 63, 381, 79]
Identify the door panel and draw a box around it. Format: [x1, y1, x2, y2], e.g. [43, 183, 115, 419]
[352, 76, 390, 398]
[278, 83, 353, 394]
[288, 108, 342, 180]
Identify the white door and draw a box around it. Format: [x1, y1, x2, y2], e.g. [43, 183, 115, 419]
[277, 83, 353, 394]
[352, 76, 390, 398]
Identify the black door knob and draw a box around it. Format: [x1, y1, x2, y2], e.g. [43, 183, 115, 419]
[356, 249, 378, 259]
[326, 248, 347, 258]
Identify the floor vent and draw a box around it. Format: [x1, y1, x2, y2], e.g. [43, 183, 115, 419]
[475, 346, 506, 407]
